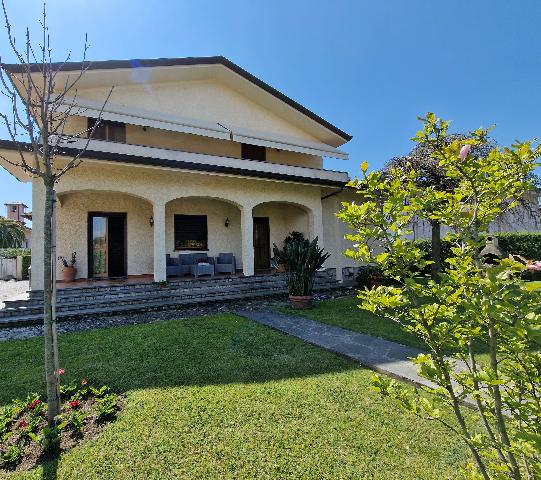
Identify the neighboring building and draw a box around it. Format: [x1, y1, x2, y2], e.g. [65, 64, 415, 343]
[0, 56, 358, 290]
[5, 201, 27, 223]
[3, 201, 32, 248]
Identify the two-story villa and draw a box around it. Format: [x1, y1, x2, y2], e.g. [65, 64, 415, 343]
[0, 56, 357, 292]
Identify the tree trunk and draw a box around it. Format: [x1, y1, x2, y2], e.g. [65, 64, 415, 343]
[43, 181, 60, 427]
[430, 220, 442, 282]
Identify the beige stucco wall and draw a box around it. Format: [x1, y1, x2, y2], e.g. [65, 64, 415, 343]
[59, 76, 328, 169]
[77, 80, 319, 142]
[322, 189, 361, 279]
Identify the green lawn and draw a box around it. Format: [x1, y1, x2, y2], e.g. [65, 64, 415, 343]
[0, 314, 469, 479]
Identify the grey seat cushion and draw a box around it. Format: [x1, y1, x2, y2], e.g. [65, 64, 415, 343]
[215, 253, 235, 274]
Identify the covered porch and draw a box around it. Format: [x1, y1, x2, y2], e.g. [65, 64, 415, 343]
[27, 162, 326, 291]
[49, 189, 321, 287]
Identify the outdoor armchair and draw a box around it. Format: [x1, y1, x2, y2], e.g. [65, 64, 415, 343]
[215, 253, 236, 275]
[165, 254, 181, 277]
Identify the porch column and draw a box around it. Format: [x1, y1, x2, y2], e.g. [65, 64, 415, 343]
[309, 205, 324, 246]
[153, 201, 167, 282]
[241, 205, 254, 276]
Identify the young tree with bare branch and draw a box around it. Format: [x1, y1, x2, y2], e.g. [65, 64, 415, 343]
[0, 1, 111, 431]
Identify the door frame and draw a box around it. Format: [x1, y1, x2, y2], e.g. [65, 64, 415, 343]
[253, 216, 270, 272]
[87, 212, 127, 278]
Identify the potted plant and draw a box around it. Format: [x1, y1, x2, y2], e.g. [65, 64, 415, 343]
[58, 252, 77, 282]
[272, 234, 330, 309]
[272, 231, 305, 273]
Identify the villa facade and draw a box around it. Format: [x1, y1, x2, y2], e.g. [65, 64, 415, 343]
[0, 56, 357, 290]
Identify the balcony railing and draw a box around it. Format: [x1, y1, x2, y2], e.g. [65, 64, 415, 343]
[58, 137, 350, 186]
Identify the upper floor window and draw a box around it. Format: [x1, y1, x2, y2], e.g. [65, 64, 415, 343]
[88, 118, 126, 143]
[241, 143, 266, 162]
[11, 206, 17, 212]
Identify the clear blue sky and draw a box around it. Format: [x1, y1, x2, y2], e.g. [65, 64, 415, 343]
[1, 0, 540, 214]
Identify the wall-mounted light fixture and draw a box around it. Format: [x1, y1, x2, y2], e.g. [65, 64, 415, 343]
[149, 216, 154, 228]
[224, 217, 230, 228]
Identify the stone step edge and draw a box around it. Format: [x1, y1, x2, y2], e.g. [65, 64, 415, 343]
[27, 271, 337, 298]
[0, 283, 343, 328]
[0, 288, 292, 328]
[4, 279, 337, 310]
[0, 282, 339, 318]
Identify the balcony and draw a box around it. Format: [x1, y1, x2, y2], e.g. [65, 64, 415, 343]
[58, 137, 350, 186]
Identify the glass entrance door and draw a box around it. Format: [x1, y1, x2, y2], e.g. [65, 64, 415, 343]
[91, 216, 108, 277]
[88, 213, 127, 278]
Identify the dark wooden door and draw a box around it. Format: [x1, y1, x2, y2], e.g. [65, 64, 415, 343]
[253, 217, 270, 271]
[107, 214, 126, 277]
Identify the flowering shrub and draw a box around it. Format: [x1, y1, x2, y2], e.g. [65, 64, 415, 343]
[339, 113, 541, 479]
[0, 375, 121, 472]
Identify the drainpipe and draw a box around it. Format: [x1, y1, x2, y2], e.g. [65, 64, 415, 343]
[321, 186, 344, 200]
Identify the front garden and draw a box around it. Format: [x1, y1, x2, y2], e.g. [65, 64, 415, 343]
[0, 313, 470, 479]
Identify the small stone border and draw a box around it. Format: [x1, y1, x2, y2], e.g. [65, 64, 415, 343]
[0, 289, 355, 342]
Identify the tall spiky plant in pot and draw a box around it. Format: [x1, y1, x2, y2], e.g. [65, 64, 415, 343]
[273, 233, 330, 309]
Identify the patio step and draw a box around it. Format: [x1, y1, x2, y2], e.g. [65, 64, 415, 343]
[0, 270, 339, 328]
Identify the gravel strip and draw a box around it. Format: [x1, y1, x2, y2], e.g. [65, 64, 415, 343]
[0, 289, 355, 342]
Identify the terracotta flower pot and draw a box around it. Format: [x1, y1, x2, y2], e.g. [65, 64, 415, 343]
[275, 264, 286, 273]
[62, 266, 77, 282]
[289, 295, 313, 309]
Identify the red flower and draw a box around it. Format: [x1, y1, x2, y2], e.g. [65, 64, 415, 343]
[56, 369, 65, 376]
[81, 378, 89, 386]
[27, 399, 42, 410]
[68, 400, 80, 409]
[18, 420, 28, 429]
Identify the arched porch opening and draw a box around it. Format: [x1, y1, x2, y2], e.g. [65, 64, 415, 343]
[55, 189, 154, 282]
[252, 201, 312, 272]
[163, 196, 244, 274]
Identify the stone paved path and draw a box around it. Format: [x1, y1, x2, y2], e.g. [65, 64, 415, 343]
[236, 310, 437, 389]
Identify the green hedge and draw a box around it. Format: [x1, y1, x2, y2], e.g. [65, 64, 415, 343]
[21, 255, 31, 280]
[355, 233, 541, 283]
[413, 232, 541, 271]
[355, 264, 383, 287]
[0, 248, 30, 259]
[491, 233, 541, 260]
